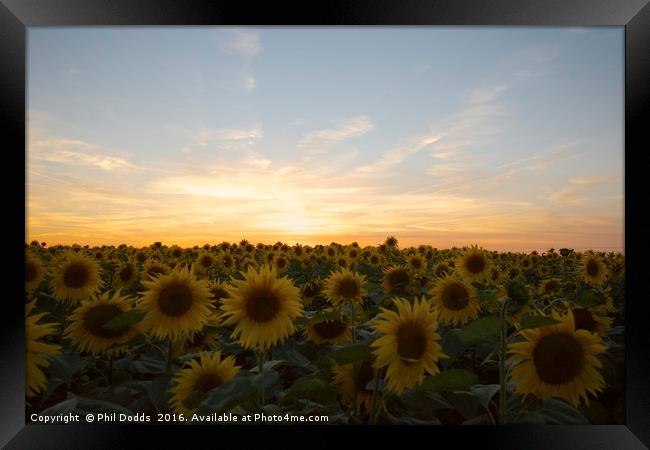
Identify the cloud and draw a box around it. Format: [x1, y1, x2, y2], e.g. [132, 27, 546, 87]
[219, 29, 261, 56]
[242, 74, 256, 92]
[357, 132, 441, 174]
[467, 84, 508, 105]
[192, 126, 262, 150]
[548, 173, 622, 204]
[297, 116, 374, 156]
[29, 137, 137, 171]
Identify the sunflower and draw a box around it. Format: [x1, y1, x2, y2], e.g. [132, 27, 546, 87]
[51, 252, 102, 303]
[273, 254, 289, 272]
[407, 254, 426, 273]
[538, 278, 561, 296]
[366, 251, 383, 268]
[26, 254, 45, 291]
[455, 245, 491, 283]
[113, 260, 138, 289]
[580, 253, 608, 286]
[143, 258, 170, 279]
[207, 280, 231, 310]
[169, 245, 184, 260]
[65, 291, 141, 356]
[220, 251, 236, 273]
[25, 302, 61, 397]
[323, 268, 367, 307]
[382, 265, 411, 294]
[508, 310, 607, 407]
[169, 351, 240, 414]
[384, 235, 399, 249]
[433, 262, 452, 278]
[193, 252, 216, 276]
[430, 275, 480, 326]
[139, 267, 213, 341]
[371, 297, 446, 394]
[304, 314, 351, 344]
[556, 306, 612, 337]
[332, 359, 384, 414]
[499, 278, 533, 325]
[221, 265, 303, 351]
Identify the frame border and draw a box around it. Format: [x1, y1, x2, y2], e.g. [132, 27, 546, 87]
[2, 0, 649, 448]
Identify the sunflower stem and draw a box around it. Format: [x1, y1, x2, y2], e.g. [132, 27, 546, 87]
[369, 368, 381, 424]
[258, 351, 266, 407]
[498, 298, 510, 425]
[107, 356, 113, 385]
[351, 306, 357, 344]
[166, 339, 173, 376]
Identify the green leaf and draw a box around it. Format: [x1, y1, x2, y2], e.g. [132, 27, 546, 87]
[283, 374, 338, 404]
[198, 375, 257, 415]
[419, 369, 478, 392]
[452, 316, 501, 346]
[518, 315, 560, 331]
[250, 360, 284, 373]
[182, 390, 208, 410]
[102, 309, 146, 332]
[327, 343, 373, 364]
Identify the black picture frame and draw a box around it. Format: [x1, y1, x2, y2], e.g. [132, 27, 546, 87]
[3, 0, 649, 448]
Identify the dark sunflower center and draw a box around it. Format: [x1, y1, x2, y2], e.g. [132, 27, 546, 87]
[276, 258, 287, 269]
[336, 278, 360, 299]
[200, 255, 213, 268]
[465, 254, 486, 274]
[313, 319, 347, 339]
[543, 280, 558, 293]
[245, 288, 281, 323]
[441, 283, 470, 310]
[370, 255, 379, 264]
[172, 249, 182, 258]
[303, 283, 321, 298]
[410, 258, 423, 269]
[388, 270, 410, 289]
[136, 252, 146, 262]
[63, 263, 90, 288]
[83, 304, 127, 339]
[522, 259, 531, 268]
[586, 260, 600, 277]
[223, 256, 233, 267]
[157, 282, 194, 317]
[573, 308, 597, 332]
[349, 250, 358, 258]
[397, 322, 427, 361]
[532, 333, 584, 385]
[355, 360, 375, 393]
[119, 265, 134, 282]
[194, 373, 223, 393]
[187, 331, 207, 347]
[327, 248, 335, 256]
[26, 262, 37, 283]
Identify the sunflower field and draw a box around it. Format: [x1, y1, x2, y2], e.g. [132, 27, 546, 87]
[24, 237, 625, 425]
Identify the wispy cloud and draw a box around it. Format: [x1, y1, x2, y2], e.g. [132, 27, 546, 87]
[297, 116, 374, 156]
[548, 173, 622, 204]
[357, 132, 441, 174]
[191, 126, 262, 151]
[467, 84, 508, 105]
[29, 137, 137, 171]
[218, 29, 261, 56]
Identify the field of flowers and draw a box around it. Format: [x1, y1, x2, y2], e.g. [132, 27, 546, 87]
[24, 237, 625, 425]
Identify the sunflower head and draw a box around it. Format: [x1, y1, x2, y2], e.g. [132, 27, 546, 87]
[113, 260, 138, 289]
[51, 252, 102, 303]
[65, 290, 141, 357]
[323, 268, 367, 307]
[26, 254, 45, 291]
[333, 359, 384, 414]
[169, 351, 240, 414]
[455, 245, 491, 283]
[407, 254, 426, 272]
[221, 265, 303, 351]
[430, 274, 480, 326]
[382, 265, 411, 294]
[139, 266, 213, 341]
[580, 253, 608, 286]
[143, 259, 171, 280]
[508, 310, 607, 407]
[26, 303, 61, 397]
[193, 252, 216, 275]
[371, 297, 446, 394]
[384, 235, 399, 248]
[304, 313, 351, 344]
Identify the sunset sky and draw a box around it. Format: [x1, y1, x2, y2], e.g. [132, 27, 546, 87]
[27, 27, 624, 252]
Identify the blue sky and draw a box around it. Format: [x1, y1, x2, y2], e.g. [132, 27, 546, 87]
[27, 27, 624, 251]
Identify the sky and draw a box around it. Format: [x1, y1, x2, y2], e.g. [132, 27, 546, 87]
[26, 27, 624, 252]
